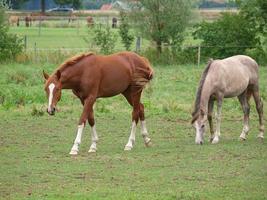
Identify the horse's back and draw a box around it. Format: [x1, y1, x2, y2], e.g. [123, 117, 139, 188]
[208, 55, 259, 97]
[212, 55, 258, 79]
[92, 52, 153, 97]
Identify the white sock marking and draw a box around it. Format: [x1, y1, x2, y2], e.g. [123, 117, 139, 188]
[124, 122, 136, 150]
[89, 125, 98, 152]
[70, 124, 84, 155]
[141, 120, 151, 144]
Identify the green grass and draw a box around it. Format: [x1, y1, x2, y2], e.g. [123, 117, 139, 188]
[9, 25, 198, 50]
[9, 26, 151, 51]
[0, 63, 267, 200]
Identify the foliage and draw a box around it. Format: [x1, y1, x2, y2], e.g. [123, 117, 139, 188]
[9, 0, 29, 9]
[81, 0, 112, 9]
[238, 0, 267, 63]
[198, 0, 237, 8]
[129, 0, 196, 53]
[0, 1, 23, 62]
[90, 25, 118, 55]
[142, 46, 199, 65]
[119, 11, 134, 51]
[193, 13, 258, 59]
[54, 0, 81, 9]
[237, 0, 267, 34]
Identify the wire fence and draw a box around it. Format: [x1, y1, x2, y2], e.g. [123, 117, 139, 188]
[19, 43, 257, 66]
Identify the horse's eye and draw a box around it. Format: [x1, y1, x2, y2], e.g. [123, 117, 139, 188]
[201, 124, 205, 129]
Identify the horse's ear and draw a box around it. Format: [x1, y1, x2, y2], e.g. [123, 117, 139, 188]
[56, 70, 61, 80]
[43, 70, 49, 80]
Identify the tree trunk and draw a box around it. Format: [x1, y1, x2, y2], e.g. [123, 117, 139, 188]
[41, 0, 45, 14]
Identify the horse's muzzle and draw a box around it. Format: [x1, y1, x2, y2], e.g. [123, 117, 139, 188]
[47, 107, 56, 115]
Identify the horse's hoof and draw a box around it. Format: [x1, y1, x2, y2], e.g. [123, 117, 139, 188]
[88, 148, 97, 153]
[211, 137, 219, 144]
[124, 146, 132, 151]
[145, 140, 152, 147]
[69, 149, 78, 155]
[257, 135, 264, 142]
[239, 136, 246, 141]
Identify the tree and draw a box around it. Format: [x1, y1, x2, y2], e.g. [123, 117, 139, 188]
[129, 0, 195, 53]
[237, 0, 267, 63]
[119, 11, 134, 51]
[237, 0, 267, 34]
[41, 0, 45, 13]
[0, 0, 23, 62]
[9, 0, 29, 9]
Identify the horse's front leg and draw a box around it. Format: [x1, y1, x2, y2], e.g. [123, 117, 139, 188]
[208, 99, 215, 142]
[69, 97, 96, 155]
[212, 98, 223, 144]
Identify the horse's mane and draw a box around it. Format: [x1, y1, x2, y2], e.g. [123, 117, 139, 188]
[191, 59, 213, 124]
[57, 52, 95, 72]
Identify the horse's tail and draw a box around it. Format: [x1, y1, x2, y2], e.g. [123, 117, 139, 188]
[132, 56, 154, 89]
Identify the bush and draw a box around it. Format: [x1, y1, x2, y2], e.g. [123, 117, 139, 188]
[119, 11, 134, 51]
[85, 25, 118, 55]
[0, 2, 23, 62]
[193, 13, 257, 60]
[141, 46, 199, 65]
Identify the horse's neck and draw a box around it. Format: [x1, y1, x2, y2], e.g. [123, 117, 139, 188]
[199, 79, 212, 113]
[60, 67, 80, 89]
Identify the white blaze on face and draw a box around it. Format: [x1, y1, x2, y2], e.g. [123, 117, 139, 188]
[195, 121, 203, 144]
[48, 83, 55, 112]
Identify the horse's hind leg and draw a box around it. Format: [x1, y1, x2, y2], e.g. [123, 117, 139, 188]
[139, 102, 152, 146]
[123, 90, 140, 151]
[87, 100, 99, 153]
[238, 90, 250, 140]
[208, 98, 215, 142]
[123, 88, 151, 150]
[252, 86, 264, 139]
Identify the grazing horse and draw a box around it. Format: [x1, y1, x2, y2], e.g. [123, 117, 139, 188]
[43, 51, 153, 155]
[191, 55, 264, 144]
[9, 16, 19, 26]
[112, 17, 117, 28]
[25, 15, 32, 27]
[68, 14, 77, 23]
[86, 16, 94, 27]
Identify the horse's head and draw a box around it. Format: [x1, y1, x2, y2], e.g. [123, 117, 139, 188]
[43, 70, 62, 115]
[192, 109, 207, 145]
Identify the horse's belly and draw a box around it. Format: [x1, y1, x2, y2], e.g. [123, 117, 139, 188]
[98, 69, 131, 97]
[223, 79, 249, 98]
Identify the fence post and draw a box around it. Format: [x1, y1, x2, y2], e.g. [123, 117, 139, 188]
[38, 17, 41, 36]
[34, 42, 37, 63]
[136, 36, 141, 52]
[76, 18, 80, 35]
[24, 35, 27, 51]
[197, 45, 201, 67]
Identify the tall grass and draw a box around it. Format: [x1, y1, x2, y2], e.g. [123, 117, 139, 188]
[1, 62, 266, 120]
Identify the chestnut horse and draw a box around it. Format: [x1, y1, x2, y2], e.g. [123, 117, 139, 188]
[43, 52, 153, 155]
[192, 55, 264, 144]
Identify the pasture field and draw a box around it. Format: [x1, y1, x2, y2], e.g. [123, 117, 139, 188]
[8, 26, 198, 50]
[0, 62, 267, 200]
[8, 26, 149, 51]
